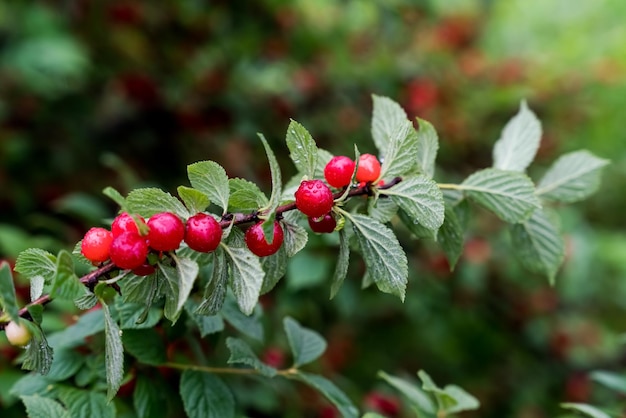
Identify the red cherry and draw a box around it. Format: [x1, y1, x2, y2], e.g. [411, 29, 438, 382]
[294, 180, 334, 218]
[81, 227, 113, 263]
[245, 221, 284, 257]
[112, 212, 146, 237]
[356, 154, 381, 183]
[132, 263, 156, 276]
[147, 212, 185, 251]
[324, 156, 355, 188]
[308, 213, 336, 234]
[110, 232, 149, 270]
[184, 213, 222, 253]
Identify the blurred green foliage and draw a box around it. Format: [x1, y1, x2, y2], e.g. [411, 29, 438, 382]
[1, 1, 625, 417]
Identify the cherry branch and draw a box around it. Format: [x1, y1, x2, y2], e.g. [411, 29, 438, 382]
[1, 177, 404, 328]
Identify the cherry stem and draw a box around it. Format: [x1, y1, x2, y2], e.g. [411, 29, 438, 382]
[0, 176, 404, 328]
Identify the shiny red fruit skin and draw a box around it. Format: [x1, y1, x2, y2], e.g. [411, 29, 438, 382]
[147, 212, 185, 251]
[245, 221, 284, 257]
[324, 156, 355, 188]
[294, 180, 334, 218]
[81, 227, 114, 263]
[185, 213, 222, 253]
[308, 213, 337, 233]
[356, 153, 381, 183]
[112, 212, 146, 237]
[110, 232, 149, 270]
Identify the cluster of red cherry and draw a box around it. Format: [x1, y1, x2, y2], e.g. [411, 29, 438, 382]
[80, 153, 381, 267]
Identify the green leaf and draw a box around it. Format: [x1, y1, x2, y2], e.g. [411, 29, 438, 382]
[536, 150, 609, 203]
[382, 175, 445, 231]
[378, 371, 435, 414]
[260, 247, 287, 294]
[20, 395, 69, 418]
[418, 370, 479, 414]
[115, 300, 162, 329]
[330, 229, 350, 299]
[560, 403, 611, 418]
[180, 370, 235, 418]
[46, 348, 85, 381]
[10, 374, 50, 398]
[102, 186, 128, 212]
[284, 317, 327, 367]
[46, 309, 105, 349]
[398, 208, 437, 240]
[122, 329, 166, 366]
[221, 298, 264, 342]
[294, 371, 359, 418]
[126, 187, 189, 219]
[0, 261, 19, 321]
[590, 370, 626, 395]
[134, 375, 168, 418]
[379, 120, 418, 180]
[185, 300, 225, 337]
[196, 249, 228, 316]
[228, 178, 268, 212]
[226, 337, 277, 377]
[460, 168, 540, 223]
[347, 213, 408, 301]
[158, 264, 183, 323]
[371, 94, 409, 155]
[74, 292, 97, 310]
[492, 100, 542, 172]
[120, 274, 160, 305]
[438, 205, 465, 270]
[56, 388, 114, 418]
[15, 248, 57, 284]
[222, 243, 264, 316]
[415, 118, 439, 178]
[510, 209, 565, 284]
[286, 119, 318, 178]
[102, 303, 124, 400]
[282, 218, 308, 258]
[258, 133, 283, 243]
[173, 256, 199, 318]
[50, 250, 84, 301]
[22, 323, 54, 375]
[187, 160, 230, 213]
[368, 195, 399, 224]
[177, 186, 210, 214]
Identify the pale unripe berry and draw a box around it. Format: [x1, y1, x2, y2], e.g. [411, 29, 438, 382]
[5, 320, 32, 347]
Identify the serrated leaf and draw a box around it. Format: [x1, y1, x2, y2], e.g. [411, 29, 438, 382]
[371, 95, 409, 155]
[493, 100, 542, 172]
[378, 371, 435, 414]
[260, 247, 287, 294]
[46, 309, 105, 349]
[126, 187, 189, 219]
[187, 160, 230, 213]
[102, 303, 124, 400]
[590, 370, 626, 395]
[30, 276, 45, 302]
[398, 208, 437, 240]
[221, 298, 264, 342]
[460, 168, 540, 223]
[180, 370, 235, 418]
[510, 209, 565, 284]
[22, 324, 54, 375]
[56, 388, 115, 418]
[417, 370, 479, 414]
[0, 261, 19, 321]
[284, 317, 327, 367]
[330, 229, 350, 299]
[120, 274, 159, 305]
[222, 243, 264, 316]
[282, 219, 308, 257]
[226, 337, 277, 377]
[294, 371, 359, 418]
[258, 134, 283, 244]
[177, 186, 210, 214]
[286, 119, 318, 178]
[46, 349, 85, 381]
[122, 329, 166, 365]
[347, 213, 408, 301]
[560, 403, 611, 418]
[228, 178, 268, 212]
[438, 205, 465, 270]
[368, 197, 399, 224]
[382, 175, 445, 231]
[50, 250, 84, 301]
[102, 186, 128, 212]
[15, 248, 57, 284]
[115, 300, 162, 329]
[196, 249, 228, 316]
[21, 395, 69, 418]
[379, 120, 418, 180]
[536, 150, 609, 203]
[134, 375, 168, 418]
[185, 300, 224, 336]
[415, 118, 439, 178]
[158, 264, 183, 323]
[74, 292, 97, 310]
[173, 256, 199, 317]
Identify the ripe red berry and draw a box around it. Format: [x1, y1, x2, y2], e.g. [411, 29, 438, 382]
[132, 263, 156, 276]
[184, 213, 222, 253]
[112, 212, 146, 237]
[308, 213, 337, 234]
[245, 221, 284, 257]
[324, 156, 355, 188]
[110, 232, 149, 270]
[147, 212, 185, 251]
[81, 227, 114, 263]
[294, 179, 334, 218]
[356, 153, 381, 183]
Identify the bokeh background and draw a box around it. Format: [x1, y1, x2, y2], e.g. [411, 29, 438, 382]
[1, 1, 626, 417]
